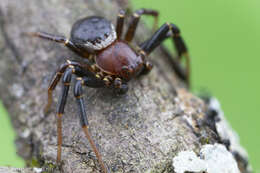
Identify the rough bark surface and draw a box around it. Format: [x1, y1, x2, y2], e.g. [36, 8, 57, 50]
[0, 0, 250, 173]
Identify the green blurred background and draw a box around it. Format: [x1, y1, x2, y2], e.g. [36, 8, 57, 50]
[0, 0, 259, 170]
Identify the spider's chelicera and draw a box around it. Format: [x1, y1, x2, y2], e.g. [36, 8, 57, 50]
[29, 8, 190, 173]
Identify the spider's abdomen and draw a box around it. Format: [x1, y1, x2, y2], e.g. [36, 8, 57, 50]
[96, 41, 143, 80]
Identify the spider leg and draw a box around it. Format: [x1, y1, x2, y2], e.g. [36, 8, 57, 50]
[44, 60, 86, 114]
[125, 8, 159, 42]
[56, 67, 74, 163]
[74, 77, 108, 173]
[113, 77, 129, 95]
[116, 9, 126, 39]
[140, 23, 190, 88]
[26, 32, 89, 58]
[53, 61, 105, 163]
[136, 51, 154, 76]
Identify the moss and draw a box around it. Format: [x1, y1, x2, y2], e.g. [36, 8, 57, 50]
[41, 162, 58, 173]
[29, 157, 41, 167]
[27, 153, 58, 173]
[199, 136, 210, 145]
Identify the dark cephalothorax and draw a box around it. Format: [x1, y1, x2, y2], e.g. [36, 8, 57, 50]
[28, 8, 190, 173]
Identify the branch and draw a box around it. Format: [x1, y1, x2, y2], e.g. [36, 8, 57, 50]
[0, 0, 251, 172]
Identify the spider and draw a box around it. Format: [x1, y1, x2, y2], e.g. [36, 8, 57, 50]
[29, 8, 190, 173]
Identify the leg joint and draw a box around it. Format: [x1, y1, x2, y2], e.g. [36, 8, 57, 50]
[167, 23, 180, 35]
[114, 78, 122, 88]
[133, 12, 140, 18]
[62, 68, 73, 83]
[118, 9, 126, 17]
[74, 79, 83, 97]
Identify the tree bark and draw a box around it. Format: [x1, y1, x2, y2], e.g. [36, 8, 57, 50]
[0, 0, 251, 172]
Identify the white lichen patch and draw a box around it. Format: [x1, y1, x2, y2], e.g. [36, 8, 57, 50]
[201, 144, 240, 173]
[173, 144, 240, 173]
[33, 167, 42, 173]
[209, 98, 249, 159]
[173, 151, 206, 173]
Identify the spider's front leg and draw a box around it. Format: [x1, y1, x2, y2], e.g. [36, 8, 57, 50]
[140, 23, 191, 88]
[27, 32, 89, 58]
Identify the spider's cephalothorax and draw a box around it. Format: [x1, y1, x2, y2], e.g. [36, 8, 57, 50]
[70, 16, 117, 52]
[29, 8, 190, 173]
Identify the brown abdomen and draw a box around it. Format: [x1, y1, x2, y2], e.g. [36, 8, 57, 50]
[95, 40, 143, 79]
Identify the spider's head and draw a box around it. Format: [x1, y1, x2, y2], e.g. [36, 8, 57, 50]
[70, 16, 117, 53]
